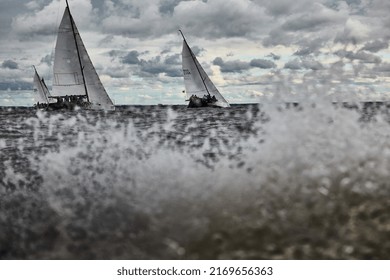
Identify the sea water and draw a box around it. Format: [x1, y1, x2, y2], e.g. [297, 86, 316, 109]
[0, 103, 389, 259]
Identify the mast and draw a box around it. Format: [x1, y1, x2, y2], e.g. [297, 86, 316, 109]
[179, 30, 210, 96]
[66, 0, 89, 102]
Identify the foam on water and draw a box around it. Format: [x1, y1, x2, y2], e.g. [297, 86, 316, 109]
[1, 103, 389, 259]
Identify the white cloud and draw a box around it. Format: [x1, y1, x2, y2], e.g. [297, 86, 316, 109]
[335, 18, 371, 45]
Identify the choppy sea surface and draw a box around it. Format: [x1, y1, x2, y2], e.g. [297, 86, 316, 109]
[1, 103, 389, 259]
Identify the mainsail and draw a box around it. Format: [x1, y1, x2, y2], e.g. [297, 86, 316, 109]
[33, 66, 51, 105]
[52, 1, 115, 110]
[180, 30, 230, 108]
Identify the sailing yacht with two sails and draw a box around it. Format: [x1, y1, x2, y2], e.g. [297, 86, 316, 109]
[33, 0, 115, 111]
[180, 30, 230, 108]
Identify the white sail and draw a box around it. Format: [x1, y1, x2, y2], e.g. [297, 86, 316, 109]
[33, 67, 50, 104]
[181, 37, 230, 108]
[52, 5, 115, 110]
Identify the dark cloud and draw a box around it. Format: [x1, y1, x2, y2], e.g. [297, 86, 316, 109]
[281, 14, 332, 32]
[213, 57, 251, 73]
[164, 54, 180, 65]
[284, 58, 303, 70]
[122, 50, 141, 65]
[139, 56, 181, 77]
[335, 50, 382, 64]
[250, 59, 276, 69]
[213, 57, 276, 72]
[361, 40, 389, 53]
[302, 58, 324, 70]
[118, 50, 182, 78]
[2, 60, 18, 69]
[294, 48, 314, 56]
[105, 47, 182, 79]
[354, 51, 382, 64]
[292, 37, 325, 56]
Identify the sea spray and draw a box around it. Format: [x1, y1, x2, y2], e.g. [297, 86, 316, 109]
[0, 104, 389, 259]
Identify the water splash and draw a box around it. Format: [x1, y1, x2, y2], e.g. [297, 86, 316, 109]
[0, 104, 389, 259]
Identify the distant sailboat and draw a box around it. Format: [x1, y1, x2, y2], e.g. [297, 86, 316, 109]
[179, 30, 230, 108]
[32, 66, 52, 109]
[48, 0, 115, 111]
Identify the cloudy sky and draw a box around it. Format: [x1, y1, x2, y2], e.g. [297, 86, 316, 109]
[1, 0, 390, 106]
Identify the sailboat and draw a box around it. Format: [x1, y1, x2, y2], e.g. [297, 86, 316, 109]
[47, 0, 115, 111]
[179, 30, 230, 108]
[33, 66, 52, 109]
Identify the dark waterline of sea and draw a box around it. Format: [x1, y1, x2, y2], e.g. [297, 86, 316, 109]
[1, 103, 389, 259]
